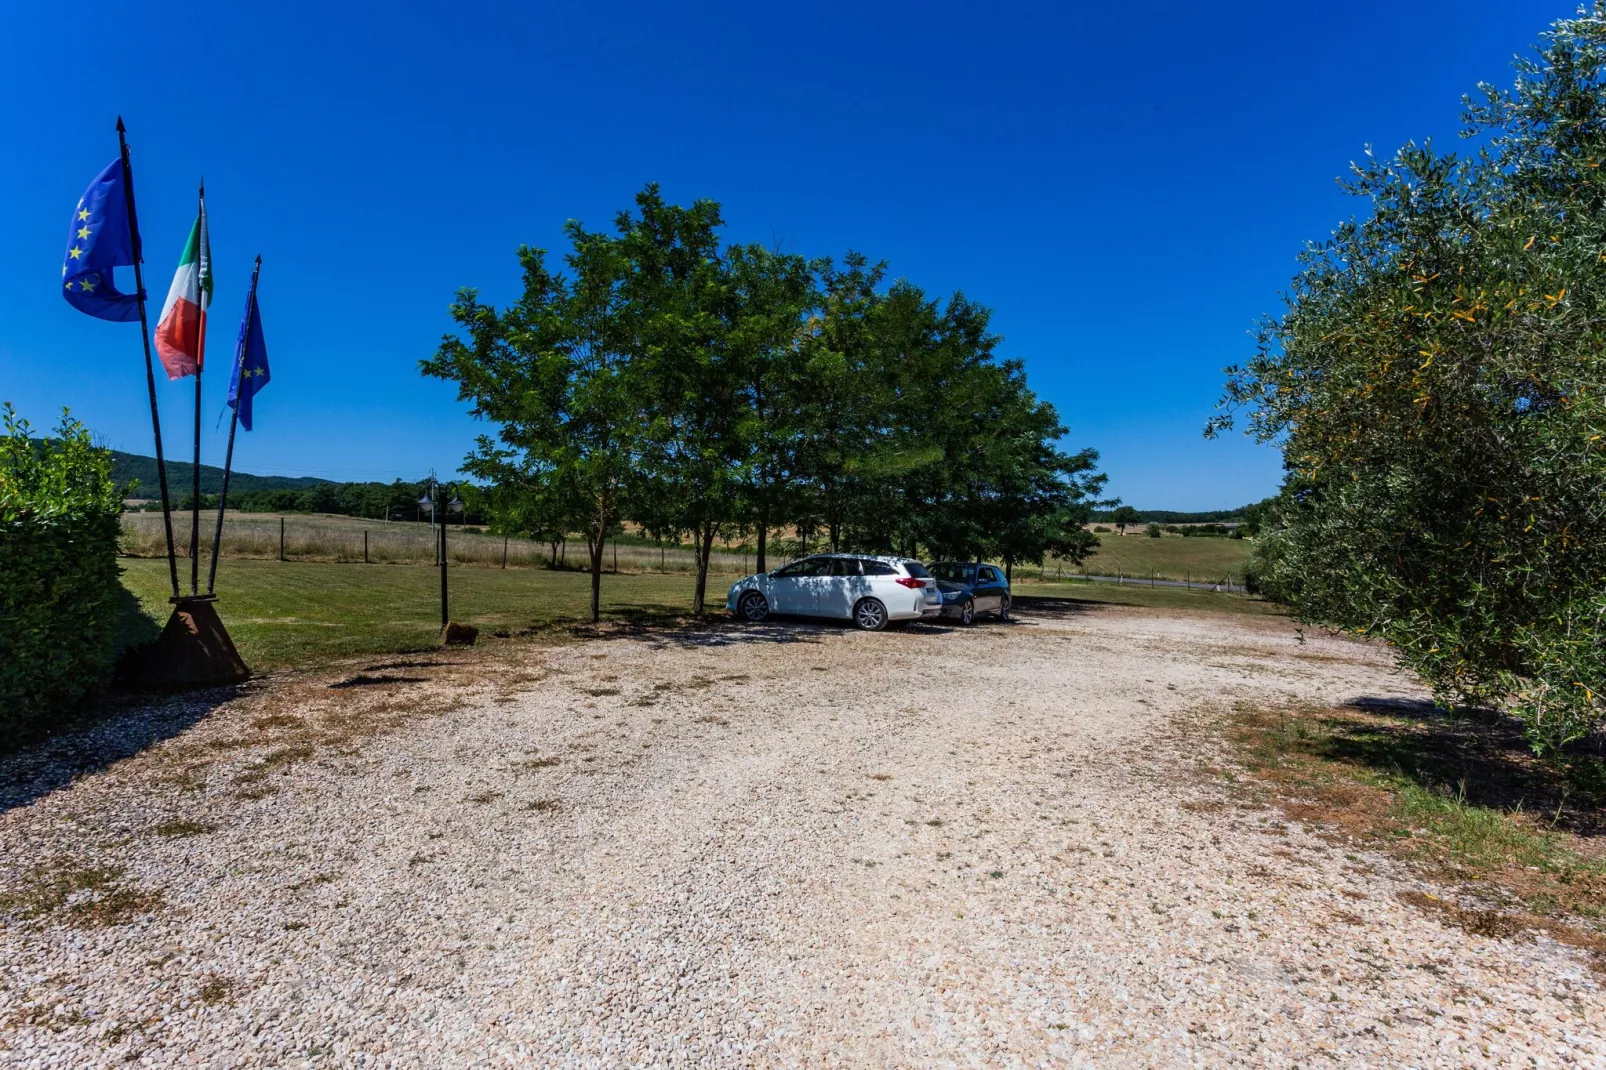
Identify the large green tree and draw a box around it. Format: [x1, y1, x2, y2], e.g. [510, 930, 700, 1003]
[618, 187, 742, 615]
[1211, 8, 1606, 751]
[423, 219, 642, 624]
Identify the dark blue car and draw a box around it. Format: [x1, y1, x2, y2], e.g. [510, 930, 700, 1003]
[929, 561, 1011, 625]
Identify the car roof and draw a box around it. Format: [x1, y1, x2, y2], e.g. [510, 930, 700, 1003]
[798, 553, 915, 564]
[930, 560, 1002, 569]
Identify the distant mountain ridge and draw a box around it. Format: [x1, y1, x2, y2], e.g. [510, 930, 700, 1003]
[110, 449, 326, 497]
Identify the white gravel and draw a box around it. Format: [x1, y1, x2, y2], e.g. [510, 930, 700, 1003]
[1, 600, 1601, 1067]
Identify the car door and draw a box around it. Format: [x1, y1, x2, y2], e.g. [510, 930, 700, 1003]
[767, 558, 825, 613]
[814, 557, 863, 619]
[975, 567, 1004, 612]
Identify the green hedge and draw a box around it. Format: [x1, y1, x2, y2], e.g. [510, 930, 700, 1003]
[0, 404, 124, 743]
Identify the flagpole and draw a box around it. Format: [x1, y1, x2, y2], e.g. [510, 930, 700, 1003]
[209, 255, 259, 595]
[117, 117, 180, 600]
[190, 181, 206, 594]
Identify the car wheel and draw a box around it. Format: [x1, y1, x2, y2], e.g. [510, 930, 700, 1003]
[959, 598, 975, 626]
[739, 591, 770, 623]
[999, 594, 1011, 621]
[853, 597, 888, 631]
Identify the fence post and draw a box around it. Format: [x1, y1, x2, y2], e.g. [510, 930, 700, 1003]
[503, 535, 509, 569]
[364, 530, 369, 564]
[279, 517, 285, 562]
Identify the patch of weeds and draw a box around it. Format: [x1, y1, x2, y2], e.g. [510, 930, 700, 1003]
[261, 745, 315, 769]
[579, 687, 621, 697]
[158, 766, 210, 792]
[0, 862, 162, 928]
[465, 790, 504, 805]
[1229, 702, 1606, 950]
[206, 736, 257, 751]
[867, 773, 893, 782]
[283, 920, 308, 931]
[408, 853, 434, 867]
[152, 820, 214, 838]
[696, 715, 729, 726]
[988, 870, 1004, 879]
[925, 818, 944, 827]
[517, 756, 561, 770]
[197, 976, 235, 1005]
[252, 714, 304, 730]
[525, 798, 561, 813]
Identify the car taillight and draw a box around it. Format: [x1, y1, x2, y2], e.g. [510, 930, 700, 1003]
[895, 576, 925, 589]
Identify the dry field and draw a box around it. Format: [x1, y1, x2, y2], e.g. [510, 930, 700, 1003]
[1, 601, 1600, 1066]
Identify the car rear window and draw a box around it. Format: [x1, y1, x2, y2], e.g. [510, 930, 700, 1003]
[861, 561, 896, 576]
[903, 562, 932, 578]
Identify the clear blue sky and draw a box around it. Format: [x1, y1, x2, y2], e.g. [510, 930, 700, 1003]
[0, 1, 1564, 509]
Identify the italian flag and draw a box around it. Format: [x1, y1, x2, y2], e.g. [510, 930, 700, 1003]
[154, 198, 212, 380]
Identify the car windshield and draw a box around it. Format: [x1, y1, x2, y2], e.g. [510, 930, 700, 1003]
[930, 563, 975, 582]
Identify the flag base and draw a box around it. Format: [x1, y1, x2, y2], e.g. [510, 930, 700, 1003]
[120, 595, 251, 691]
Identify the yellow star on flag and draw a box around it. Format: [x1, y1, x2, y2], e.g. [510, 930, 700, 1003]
[77, 226, 91, 240]
[79, 277, 96, 293]
[68, 246, 82, 260]
[77, 208, 90, 221]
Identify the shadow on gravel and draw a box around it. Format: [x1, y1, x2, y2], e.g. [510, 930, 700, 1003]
[328, 673, 431, 689]
[0, 686, 244, 817]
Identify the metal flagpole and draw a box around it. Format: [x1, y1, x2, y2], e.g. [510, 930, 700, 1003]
[117, 117, 180, 599]
[208, 255, 260, 595]
[190, 181, 206, 593]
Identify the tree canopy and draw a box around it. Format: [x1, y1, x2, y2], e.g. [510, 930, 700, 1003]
[1211, 7, 1606, 752]
[426, 185, 1107, 619]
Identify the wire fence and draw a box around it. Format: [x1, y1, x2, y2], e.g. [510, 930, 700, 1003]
[121, 512, 768, 575]
[120, 513, 1249, 591]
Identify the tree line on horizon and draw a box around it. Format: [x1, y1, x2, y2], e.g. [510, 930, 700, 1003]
[424, 187, 1109, 620]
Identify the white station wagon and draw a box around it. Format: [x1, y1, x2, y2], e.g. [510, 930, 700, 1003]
[726, 554, 942, 631]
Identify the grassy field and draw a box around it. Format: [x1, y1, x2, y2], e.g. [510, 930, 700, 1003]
[1067, 534, 1251, 582]
[117, 558, 1279, 671]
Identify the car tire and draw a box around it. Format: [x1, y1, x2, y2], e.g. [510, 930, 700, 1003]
[852, 597, 889, 631]
[998, 594, 1011, 621]
[959, 598, 975, 626]
[738, 591, 770, 623]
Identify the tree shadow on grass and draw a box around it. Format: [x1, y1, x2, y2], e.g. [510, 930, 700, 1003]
[1011, 594, 1140, 619]
[1311, 697, 1606, 838]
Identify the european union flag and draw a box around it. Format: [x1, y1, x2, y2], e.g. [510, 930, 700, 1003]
[63, 159, 141, 321]
[228, 282, 270, 430]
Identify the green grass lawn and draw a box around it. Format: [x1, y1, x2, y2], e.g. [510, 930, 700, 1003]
[1012, 577, 1284, 617]
[118, 557, 713, 670]
[119, 557, 1281, 671]
[1066, 534, 1252, 582]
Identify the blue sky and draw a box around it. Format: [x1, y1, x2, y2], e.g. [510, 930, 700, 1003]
[0, 1, 1564, 509]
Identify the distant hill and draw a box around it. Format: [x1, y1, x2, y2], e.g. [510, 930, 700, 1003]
[110, 449, 326, 497]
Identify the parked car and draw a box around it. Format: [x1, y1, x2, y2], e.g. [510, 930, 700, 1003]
[726, 555, 942, 630]
[928, 561, 1011, 624]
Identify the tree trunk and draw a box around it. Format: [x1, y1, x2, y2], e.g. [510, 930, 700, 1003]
[692, 524, 714, 616]
[756, 511, 767, 574]
[1005, 556, 1014, 584]
[588, 536, 605, 623]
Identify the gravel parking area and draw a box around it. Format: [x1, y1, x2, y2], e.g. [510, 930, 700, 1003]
[1, 599, 1601, 1066]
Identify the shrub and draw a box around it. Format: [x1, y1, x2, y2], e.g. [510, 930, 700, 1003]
[1145, 523, 1162, 538]
[0, 405, 124, 743]
[1211, 11, 1606, 752]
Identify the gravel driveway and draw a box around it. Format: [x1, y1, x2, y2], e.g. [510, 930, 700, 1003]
[1, 598, 1600, 1067]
